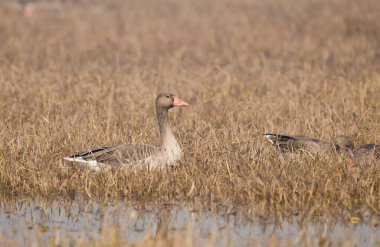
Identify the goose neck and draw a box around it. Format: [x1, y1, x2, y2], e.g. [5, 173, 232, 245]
[157, 108, 172, 143]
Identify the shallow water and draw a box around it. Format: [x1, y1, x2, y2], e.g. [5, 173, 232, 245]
[0, 199, 380, 246]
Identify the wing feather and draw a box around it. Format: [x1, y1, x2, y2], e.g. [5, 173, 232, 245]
[264, 133, 337, 154]
[65, 144, 160, 170]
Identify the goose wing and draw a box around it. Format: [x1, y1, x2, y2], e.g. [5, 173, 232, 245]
[65, 144, 160, 170]
[264, 133, 329, 152]
[354, 144, 380, 159]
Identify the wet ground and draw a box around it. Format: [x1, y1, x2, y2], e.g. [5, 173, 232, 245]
[0, 199, 380, 246]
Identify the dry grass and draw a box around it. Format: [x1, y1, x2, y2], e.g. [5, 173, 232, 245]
[0, 0, 380, 220]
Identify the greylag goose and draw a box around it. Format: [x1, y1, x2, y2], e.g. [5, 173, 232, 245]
[265, 133, 379, 166]
[64, 92, 188, 171]
[351, 142, 380, 167]
[264, 134, 355, 157]
[324, 135, 379, 166]
[264, 134, 336, 153]
[355, 144, 380, 158]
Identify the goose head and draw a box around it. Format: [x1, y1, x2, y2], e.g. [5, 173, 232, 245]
[336, 135, 354, 149]
[156, 92, 188, 111]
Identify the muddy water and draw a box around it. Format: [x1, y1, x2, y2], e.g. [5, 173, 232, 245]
[0, 199, 379, 246]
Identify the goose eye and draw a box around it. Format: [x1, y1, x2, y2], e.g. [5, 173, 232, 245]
[166, 95, 170, 98]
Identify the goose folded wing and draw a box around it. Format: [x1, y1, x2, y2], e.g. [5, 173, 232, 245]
[68, 144, 160, 169]
[356, 144, 380, 158]
[265, 134, 325, 151]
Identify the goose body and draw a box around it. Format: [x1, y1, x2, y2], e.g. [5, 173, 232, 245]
[264, 133, 337, 154]
[265, 133, 379, 166]
[323, 135, 379, 166]
[64, 93, 188, 171]
[356, 144, 380, 156]
[351, 143, 380, 166]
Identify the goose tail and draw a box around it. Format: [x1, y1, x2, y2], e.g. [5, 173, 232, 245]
[63, 156, 103, 171]
[264, 133, 294, 145]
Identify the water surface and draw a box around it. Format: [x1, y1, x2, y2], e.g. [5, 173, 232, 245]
[0, 199, 379, 246]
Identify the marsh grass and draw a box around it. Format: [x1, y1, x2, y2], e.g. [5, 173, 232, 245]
[0, 0, 380, 220]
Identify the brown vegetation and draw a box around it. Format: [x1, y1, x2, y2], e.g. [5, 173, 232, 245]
[0, 0, 380, 222]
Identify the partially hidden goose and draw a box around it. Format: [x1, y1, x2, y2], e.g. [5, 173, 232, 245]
[265, 134, 335, 153]
[355, 144, 380, 158]
[319, 135, 379, 166]
[64, 92, 189, 171]
[349, 141, 380, 167]
[264, 134, 353, 157]
[265, 133, 379, 165]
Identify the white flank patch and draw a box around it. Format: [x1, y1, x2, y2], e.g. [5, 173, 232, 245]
[265, 134, 275, 144]
[63, 157, 103, 171]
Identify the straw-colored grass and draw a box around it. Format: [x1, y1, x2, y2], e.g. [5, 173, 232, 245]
[0, 0, 379, 219]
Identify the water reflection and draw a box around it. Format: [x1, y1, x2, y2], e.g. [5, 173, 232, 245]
[0, 199, 379, 246]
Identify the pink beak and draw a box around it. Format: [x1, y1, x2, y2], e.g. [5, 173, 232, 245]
[173, 96, 189, 107]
